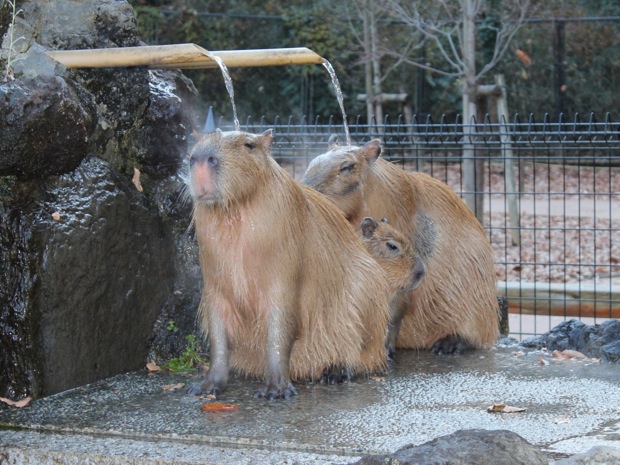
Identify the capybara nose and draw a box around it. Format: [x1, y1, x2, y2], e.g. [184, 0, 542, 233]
[190, 148, 220, 170]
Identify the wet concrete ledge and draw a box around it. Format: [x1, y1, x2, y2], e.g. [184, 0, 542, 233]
[1, 346, 620, 464]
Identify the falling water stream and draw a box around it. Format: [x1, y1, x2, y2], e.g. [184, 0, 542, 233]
[322, 60, 351, 146]
[207, 52, 241, 131]
[205, 52, 350, 144]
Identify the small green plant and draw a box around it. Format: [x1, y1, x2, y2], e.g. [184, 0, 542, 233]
[2, 0, 24, 82]
[163, 334, 207, 373]
[167, 320, 178, 332]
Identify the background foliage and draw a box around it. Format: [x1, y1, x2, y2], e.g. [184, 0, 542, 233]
[128, 0, 620, 125]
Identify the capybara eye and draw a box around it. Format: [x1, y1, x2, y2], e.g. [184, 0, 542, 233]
[244, 142, 256, 150]
[339, 162, 355, 173]
[386, 241, 400, 253]
[188, 156, 196, 167]
[207, 156, 219, 168]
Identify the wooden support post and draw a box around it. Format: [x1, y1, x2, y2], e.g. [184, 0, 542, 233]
[495, 75, 521, 246]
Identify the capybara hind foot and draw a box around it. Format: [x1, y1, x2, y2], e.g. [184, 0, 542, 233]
[431, 334, 473, 355]
[321, 366, 352, 384]
[254, 382, 298, 400]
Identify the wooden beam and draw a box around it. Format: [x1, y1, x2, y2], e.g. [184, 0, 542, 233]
[499, 281, 620, 318]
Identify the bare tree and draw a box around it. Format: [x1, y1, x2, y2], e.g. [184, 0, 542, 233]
[384, 0, 531, 220]
[344, 0, 415, 129]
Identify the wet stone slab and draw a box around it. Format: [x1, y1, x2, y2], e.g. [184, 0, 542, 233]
[1, 346, 620, 463]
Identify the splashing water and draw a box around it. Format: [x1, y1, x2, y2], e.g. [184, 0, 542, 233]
[322, 61, 351, 146]
[207, 53, 240, 131]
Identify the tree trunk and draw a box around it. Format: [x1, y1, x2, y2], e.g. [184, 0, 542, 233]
[461, 0, 484, 224]
[363, 0, 374, 130]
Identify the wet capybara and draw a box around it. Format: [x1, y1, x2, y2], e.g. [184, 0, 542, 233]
[302, 137, 500, 355]
[186, 129, 389, 399]
[360, 217, 425, 360]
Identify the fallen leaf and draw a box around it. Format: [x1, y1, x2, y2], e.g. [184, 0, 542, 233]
[201, 403, 239, 412]
[487, 403, 526, 413]
[51, 211, 61, 221]
[538, 356, 549, 366]
[0, 396, 32, 408]
[370, 376, 386, 382]
[561, 350, 586, 359]
[515, 49, 532, 67]
[552, 350, 586, 360]
[132, 167, 143, 192]
[146, 362, 161, 372]
[554, 414, 570, 424]
[162, 383, 185, 391]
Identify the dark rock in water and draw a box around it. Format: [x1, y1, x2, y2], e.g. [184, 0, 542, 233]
[0, 76, 97, 180]
[354, 429, 548, 465]
[521, 319, 620, 362]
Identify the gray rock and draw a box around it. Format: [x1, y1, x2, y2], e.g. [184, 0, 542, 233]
[522, 319, 620, 362]
[354, 429, 549, 465]
[554, 446, 620, 464]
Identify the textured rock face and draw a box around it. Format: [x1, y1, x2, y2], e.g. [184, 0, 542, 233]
[354, 429, 549, 465]
[0, 0, 200, 399]
[0, 75, 97, 180]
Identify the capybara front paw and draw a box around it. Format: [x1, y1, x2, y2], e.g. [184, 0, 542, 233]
[321, 366, 352, 384]
[253, 382, 298, 400]
[188, 378, 225, 396]
[431, 334, 472, 355]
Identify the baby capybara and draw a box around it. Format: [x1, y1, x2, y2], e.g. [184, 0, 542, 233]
[186, 129, 389, 399]
[302, 137, 499, 355]
[360, 217, 425, 360]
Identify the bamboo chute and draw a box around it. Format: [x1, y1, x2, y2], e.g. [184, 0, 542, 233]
[46, 44, 326, 69]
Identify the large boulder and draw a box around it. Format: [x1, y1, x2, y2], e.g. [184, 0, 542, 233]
[354, 429, 549, 465]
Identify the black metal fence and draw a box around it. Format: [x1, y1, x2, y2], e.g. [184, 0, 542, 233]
[216, 113, 620, 340]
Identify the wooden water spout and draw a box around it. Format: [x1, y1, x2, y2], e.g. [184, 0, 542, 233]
[46, 44, 326, 69]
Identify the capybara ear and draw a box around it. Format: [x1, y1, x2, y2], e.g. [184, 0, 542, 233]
[328, 134, 340, 151]
[380, 217, 389, 224]
[360, 139, 382, 164]
[259, 129, 274, 151]
[361, 217, 378, 239]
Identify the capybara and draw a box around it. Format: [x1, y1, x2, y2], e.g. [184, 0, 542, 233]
[302, 137, 500, 355]
[186, 129, 389, 399]
[360, 217, 425, 359]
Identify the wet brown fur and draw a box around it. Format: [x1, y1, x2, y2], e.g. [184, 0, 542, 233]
[188, 130, 389, 396]
[302, 139, 499, 351]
